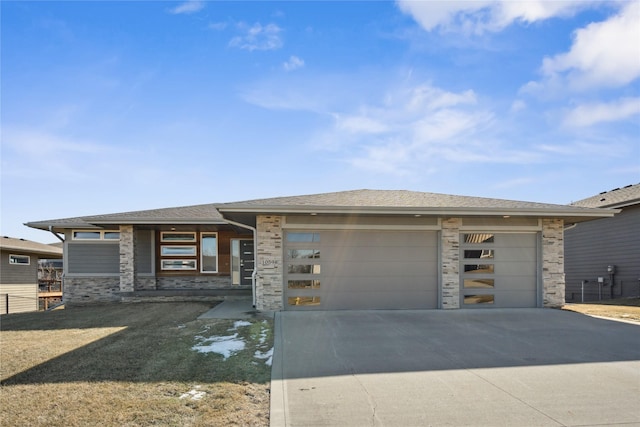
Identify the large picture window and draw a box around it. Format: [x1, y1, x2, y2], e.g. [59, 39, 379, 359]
[201, 233, 218, 273]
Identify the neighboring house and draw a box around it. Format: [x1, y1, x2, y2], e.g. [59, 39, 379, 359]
[25, 189, 614, 311]
[0, 236, 63, 314]
[565, 184, 640, 302]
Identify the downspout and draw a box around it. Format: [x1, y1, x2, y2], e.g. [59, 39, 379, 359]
[219, 215, 258, 308]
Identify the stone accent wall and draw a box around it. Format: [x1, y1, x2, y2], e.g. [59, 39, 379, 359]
[441, 218, 462, 309]
[64, 277, 120, 305]
[135, 277, 157, 291]
[119, 225, 135, 292]
[156, 276, 232, 289]
[256, 215, 284, 311]
[542, 218, 565, 307]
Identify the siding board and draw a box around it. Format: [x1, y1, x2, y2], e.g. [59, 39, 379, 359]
[67, 243, 119, 274]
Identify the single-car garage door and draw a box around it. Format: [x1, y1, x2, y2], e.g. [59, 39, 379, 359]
[284, 230, 438, 310]
[460, 232, 539, 308]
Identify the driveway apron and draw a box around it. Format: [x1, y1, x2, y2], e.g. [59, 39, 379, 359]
[270, 309, 640, 427]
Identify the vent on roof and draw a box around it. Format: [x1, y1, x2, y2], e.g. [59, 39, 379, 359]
[600, 198, 606, 202]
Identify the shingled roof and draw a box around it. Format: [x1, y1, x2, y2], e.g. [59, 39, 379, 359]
[25, 203, 225, 231]
[0, 236, 63, 257]
[570, 184, 640, 209]
[26, 189, 617, 232]
[218, 189, 615, 222]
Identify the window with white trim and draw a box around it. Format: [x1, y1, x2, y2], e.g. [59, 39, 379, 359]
[201, 233, 218, 273]
[72, 230, 120, 240]
[9, 254, 30, 265]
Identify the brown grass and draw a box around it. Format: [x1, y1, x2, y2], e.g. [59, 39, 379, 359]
[0, 303, 273, 426]
[562, 297, 640, 322]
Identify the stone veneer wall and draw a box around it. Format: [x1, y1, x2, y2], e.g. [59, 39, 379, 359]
[441, 218, 461, 309]
[64, 277, 120, 305]
[119, 225, 135, 293]
[256, 215, 284, 311]
[542, 218, 565, 307]
[156, 276, 232, 289]
[135, 277, 157, 291]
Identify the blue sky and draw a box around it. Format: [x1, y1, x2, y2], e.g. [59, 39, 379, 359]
[2, 0, 639, 243]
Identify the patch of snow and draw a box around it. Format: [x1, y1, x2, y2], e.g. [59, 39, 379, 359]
[254, 347, 274, 366]
[180, 386, 206, 401]
[192, 333, 246, 359]
[233, 320, 252, 328]
[176, 324, 186, 329]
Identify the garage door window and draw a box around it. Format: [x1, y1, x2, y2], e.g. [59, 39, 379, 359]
[287, 249, 320, 259]
[288, 296, 321, 306]
[464, 295, 495, 304]
[464, 264, 495, 273]
[464, 279, 495, 288]
[286, 232, 320, 242]
[288, 264, 321, 274]
[288, 280, 321, 289]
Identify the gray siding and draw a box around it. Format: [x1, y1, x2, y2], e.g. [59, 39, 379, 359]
[1, 250, 38, 284]
[135, 230, 153, 275]
[67, 243, 119, 275]
[565, 204, 640, 301]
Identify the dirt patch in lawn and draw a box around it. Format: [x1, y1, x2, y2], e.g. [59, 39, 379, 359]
[562, 297, 640, 323]
[0, 302, 273, 426]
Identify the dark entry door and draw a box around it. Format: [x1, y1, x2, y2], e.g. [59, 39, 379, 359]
[240, 240, 255, 286]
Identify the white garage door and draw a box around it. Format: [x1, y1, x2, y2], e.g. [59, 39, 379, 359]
[284, 230, 438, 310]
[460, 233, 539, 308]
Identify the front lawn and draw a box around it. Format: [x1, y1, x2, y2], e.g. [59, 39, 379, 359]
[0, 302, 273, 426]
[562, 297, 640, 322]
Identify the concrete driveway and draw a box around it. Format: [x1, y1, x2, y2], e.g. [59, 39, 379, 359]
[270, 309, 640, 427]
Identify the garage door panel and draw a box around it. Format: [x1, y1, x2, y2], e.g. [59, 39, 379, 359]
[493, 262, 537, 276]
[493, 234, 537, 248]
[322, 277, 438, 293]
[324, 261, 438, 277]
[496, 247, 537, 262]
[322, 291, 437, 310]
[318, 246, 438, 262]
[285, 230, 438, 310]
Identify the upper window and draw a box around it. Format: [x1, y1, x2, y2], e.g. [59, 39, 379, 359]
[201, 233, 218, 273]
[9, 254, 30, 265]
[73, 230, 120, 240]
[161, 246, 197, 256]
[161, 232, 196, 242]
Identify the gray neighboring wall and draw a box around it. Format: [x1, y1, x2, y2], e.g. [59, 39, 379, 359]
[0, 236, 63, 314]
[565, 184, 640, 301]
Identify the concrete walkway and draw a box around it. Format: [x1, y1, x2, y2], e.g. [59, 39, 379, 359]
[270, 309, 640, 427]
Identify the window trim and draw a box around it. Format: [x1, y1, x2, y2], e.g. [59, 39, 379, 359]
[200, 232, 219, 274]
[161, 259, 197, 271]
[9, 254, 31, 265]
[72, 230, 120, 241]
[160, 232, 197, 243]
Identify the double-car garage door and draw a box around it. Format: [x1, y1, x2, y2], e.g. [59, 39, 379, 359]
[284, 230, 538, 310]
[285, 230, 439, 310]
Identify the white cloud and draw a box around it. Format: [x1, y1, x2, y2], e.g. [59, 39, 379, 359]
[563, 97, 640, 127]
[169, 1, 205, 15]
[283, 55, 304, 71]
[229, 23, 283, 51]
[208, 22, 228, 31]
[540, 1, 640, 91]
[396, 0, 598, 34]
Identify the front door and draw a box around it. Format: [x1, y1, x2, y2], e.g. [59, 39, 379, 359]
[232, 239, 255, 286]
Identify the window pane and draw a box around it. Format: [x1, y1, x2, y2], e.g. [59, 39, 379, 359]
[288, 280, 321, 289]
[161, 260, 197, 270]
[287, 265, 321, 274]
[464, 279, 495, 289]
[288, 296, 321, 306]
[104, 232, 120, 240]
[73, 231, 101, 240]
[161, 232, 196, 242]
[464, 294, 495, 304]
[464, 264, 494, 274]
[287, 249, 320, 259]
[161, 246, 196, 256]
[286, 232, 320, 243]
[464, 249, 494, 259]
[201, 234, 218, 272]
[9, 255, 30, 265]
[463, 234, 494, 244]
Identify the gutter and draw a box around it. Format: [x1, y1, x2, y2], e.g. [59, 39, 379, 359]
[218, 214, 258, 308]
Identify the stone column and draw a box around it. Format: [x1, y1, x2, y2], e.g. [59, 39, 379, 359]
[441, 218, 461, 309]
[542, 218, 565, 307]
[119, 225, 136, 293]
[256, 215, 284, 311]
